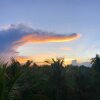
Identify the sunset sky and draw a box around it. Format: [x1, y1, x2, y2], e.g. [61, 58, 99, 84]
[0, 0, 100, 64]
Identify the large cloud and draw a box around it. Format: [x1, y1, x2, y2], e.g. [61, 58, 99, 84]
[0, 24, 81, 59]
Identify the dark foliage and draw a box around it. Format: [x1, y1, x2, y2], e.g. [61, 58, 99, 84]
[0, 54, 100, 100]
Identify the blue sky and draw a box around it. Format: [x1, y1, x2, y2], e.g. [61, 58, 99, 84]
[0, 0, 100, 64]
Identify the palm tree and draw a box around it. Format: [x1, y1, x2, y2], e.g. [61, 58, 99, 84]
[0, 60, 23, 100]
[45, 58, 67, 100]
[91, 54, 100, 99]
[91, 54, 100, 72]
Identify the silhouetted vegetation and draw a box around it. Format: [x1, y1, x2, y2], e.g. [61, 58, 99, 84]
[0, 54, 100, 100]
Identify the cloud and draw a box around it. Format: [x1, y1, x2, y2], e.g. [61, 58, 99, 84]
[0, 23, 81, 59]
[16, 32, 80, 45]
[16, 52, 57, 64]
[16, 56, 33, 63]
[60, 47, 72, 51]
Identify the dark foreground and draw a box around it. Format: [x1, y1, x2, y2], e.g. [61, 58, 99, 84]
[0, 54, 100, 100]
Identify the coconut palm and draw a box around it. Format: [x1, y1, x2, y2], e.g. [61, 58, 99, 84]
[0, 60, 23, 100]
[45, 58, 67, 100]
[91, 54, 100, 72]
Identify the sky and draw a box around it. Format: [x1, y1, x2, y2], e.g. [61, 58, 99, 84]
[0, 0, 100, 64]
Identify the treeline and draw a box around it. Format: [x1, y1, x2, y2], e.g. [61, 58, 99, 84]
[0, 54, 100, 100]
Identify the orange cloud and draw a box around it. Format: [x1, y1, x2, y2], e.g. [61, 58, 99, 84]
[16, 56, 33, 63]
[60, 47, 72, 51]
[16, 53, 57, 63]
[17, 56, 47, 65]
[15, 33, 81, 46]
